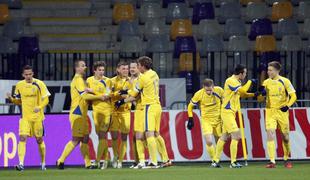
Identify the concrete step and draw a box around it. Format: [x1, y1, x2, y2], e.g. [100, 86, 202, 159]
[39, 33, 110, 42]
[39, 42, 119, 51]
[29, 17, 101, 26]
[10, 9, 90, 18]
[22, 0, 91, 9]
[25, 26, 101, 34]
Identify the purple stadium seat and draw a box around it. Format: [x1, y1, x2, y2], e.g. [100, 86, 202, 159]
[259, 51, 280, 72]
[18, 37, 40, 58]
[162, 0, 185, 8]
[173, 36, 196, 58]
[248, 18, 273, 41]
[192, 2, 215, 24]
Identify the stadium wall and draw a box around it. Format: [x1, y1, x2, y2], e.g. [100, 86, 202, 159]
[1, 109, 310, 167]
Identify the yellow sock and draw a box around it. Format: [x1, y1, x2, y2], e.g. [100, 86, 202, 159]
[214, 139, 225, 163]
[112, 139, 119, 159]
[146, 136, 158, 165]
[230, 139, 238, 163]
[156, 135, 169, 162]
[282, 141, 290, 161]
[18, 141, 26, 165]
[80, 143, 91, 167]
[267, 140, 276, 163]
[132, 140, 138, 162]
[206, 144, 215, 161]
[119, 140, 127, 162]
[102, 139, 109, 161]
[136, 139, 145, 163]
[96, 139, 104, 163]
[58, 141, 75, 163]
[38, 141, 46, 164]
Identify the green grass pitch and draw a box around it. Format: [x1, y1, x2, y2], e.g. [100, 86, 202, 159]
[1, 162, 310, 180]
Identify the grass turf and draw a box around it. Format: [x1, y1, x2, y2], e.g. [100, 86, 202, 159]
[1, 162, 310, 180]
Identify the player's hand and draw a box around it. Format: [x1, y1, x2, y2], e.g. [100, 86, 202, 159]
[100, 95, 109, 101]
[258, 86, 266, 96]
[34, 107, 41, 113]
[254, 91, 260, 98]
[85, 88, 94, 94]
[280, 106, 289, 112]
[115, 99, 125, 109]
[187, 117, 194, 130]
[119, 89, 128, 95]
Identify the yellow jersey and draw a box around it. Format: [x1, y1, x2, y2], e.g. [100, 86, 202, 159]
[130, 75, 142, 110]
[262, 75, 296, 109]
[70, 74, 88, 117]
[188, 86, 223, 118]
[86, 76, 112, 111]
[130, 69, 160, 105]
[13, 78, 50, 122]
[222, 75, 242, 112]
[111, 75, 131, 111]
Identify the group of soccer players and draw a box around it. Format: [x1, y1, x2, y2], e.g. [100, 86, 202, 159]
[7, 56, 296, 171]
[187, 61, 296, 168]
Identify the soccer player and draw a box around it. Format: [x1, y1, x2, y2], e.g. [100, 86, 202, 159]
[116, 56, 171, 168]
[110, 61, 131, 168]
[213, 64, 257, 168]
[260, 61, 297, 168]
[187, 78, 223, 167]
[57, 59, 106, 169]
[86, 61, 112, 169]
[7, 65, 50, 171]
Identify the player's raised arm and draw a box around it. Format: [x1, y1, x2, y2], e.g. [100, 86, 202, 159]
[238, 79, 258, 98]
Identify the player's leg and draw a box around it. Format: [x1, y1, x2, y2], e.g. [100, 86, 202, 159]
[110, 112, 120, 168]
[34, 121, 46, 170]
[94, 111, 109, 169]
[278, 111, 292, 168]
[214, 133, 227, 165]
[202, 120, 216, 163]
[118, 111, 130, 168]
[144, 105, 159, 168]
[265, 109, 277, 168]
[133, 109, 146, 168]
[16, 119, 30, 171]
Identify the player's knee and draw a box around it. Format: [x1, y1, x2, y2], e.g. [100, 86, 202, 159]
[111, 131, 119, 140]
[36, 137, 43, 144]
[267, 130, 275, 140]
[145, 131, 154, 138]
[82, 136, 89, 144]
[154, 132, 159, 137]
[19, 136, 27, 142]
[282, 133, 289, 143]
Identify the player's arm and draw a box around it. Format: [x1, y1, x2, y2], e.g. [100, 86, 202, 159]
[187, 91, 200, 130]
[238, 80, 255, 98]
[115, 80, 141, 108]
[7, 84, 22, 105]
[76, 78, 104, 101]
[280, 80, 297, 112]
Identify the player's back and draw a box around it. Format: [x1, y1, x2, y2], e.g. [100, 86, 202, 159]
[221, 75, 241, 112]
[140, 69, 160, 105]
[70, 74, 88, 116]
[263, 75, 295, 109]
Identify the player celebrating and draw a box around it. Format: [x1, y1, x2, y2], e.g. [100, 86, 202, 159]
[57, 60, 105, 169]
[7, 65, 50, 171]
[110, 61, 131, 168]
[86, 61, 112, 169]
[117, 56, 171, 168]
[214, 64, 257, 168]
[187, 78, 223, 167]
[260, 61, 297, 168]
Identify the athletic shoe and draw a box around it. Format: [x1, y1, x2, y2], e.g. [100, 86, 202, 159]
[133, 162, 146, 169]
[142, 163, 160, 169]
[284, 161, 292, 169]
[160, 160, 173, 168]
[211, 161, 222, 168]
[15, 164, 24, 171]
[230, 161, 243, 168]
[56, 161, 64, 170]
[100, 161, 108, 170]
[112, 157, 118, 168]
[129, 162, 138, 169]
[41, 163, 47, 171]
[86, 165, 97, 169]
[117, 161, 122, 169]
[265, 162, 276, 168]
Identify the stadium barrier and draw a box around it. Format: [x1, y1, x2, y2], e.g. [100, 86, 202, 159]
[1, 108, 310, 167]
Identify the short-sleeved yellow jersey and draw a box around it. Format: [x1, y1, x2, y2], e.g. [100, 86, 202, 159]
[14, 78, 50, 122]
[262, 75, 296, 109]
[70, 74, 88, 117]
[111, 75, 131, 111]
[222, 75, 242, 112]
[131, 69, 160, 105]
[86, 76, 112, 111]
[189, 86, 223, 119]
[129, 75, 142, 110]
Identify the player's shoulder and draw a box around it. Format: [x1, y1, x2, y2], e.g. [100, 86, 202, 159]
[214, 86, 223, 91]
[225, 76, 240, 86]
[278, 76, 291, 84]
[86, 76, 94, 82]
[195, 89, 204, 96]
[33, 78, 46, 86]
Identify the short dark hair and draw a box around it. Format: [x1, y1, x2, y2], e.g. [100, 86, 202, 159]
[130, 60, 138, 65]
[117, 61, 129, 68]
[74, 59, 85, 68]
[203, 78, 214, 87]
[233, 64, 246, 75]
[137, 56, 152, 70]
[268, 61, 282, 71]
[22, 65, 33, 73]
[93, 61, 106, 71]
